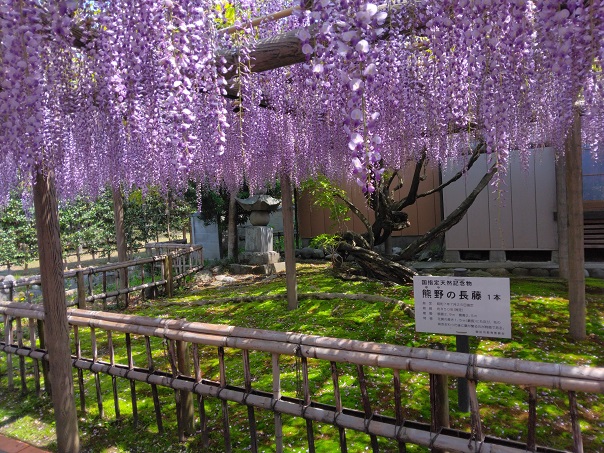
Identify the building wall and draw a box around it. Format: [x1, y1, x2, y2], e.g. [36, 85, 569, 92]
[297, 165, 441, 240]
[442, 148, 558, 251]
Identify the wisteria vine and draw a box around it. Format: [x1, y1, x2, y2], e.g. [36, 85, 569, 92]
[0, 0, 603, 204]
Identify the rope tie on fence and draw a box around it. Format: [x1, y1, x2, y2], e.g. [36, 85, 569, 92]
[301, 402, 311, 419]
[294, 344, 302, 399]
[270, 396, 280, 413]
[216, 386, 227, 401]
[466, 353, 478, 381]
[242, 390, 252, 406]
[428, 427, 443, 450]
[395, 422, 407, 442]
[363, 413, 374, 434]
[333, 411, 343, 428]
[145, 370, 156, 384]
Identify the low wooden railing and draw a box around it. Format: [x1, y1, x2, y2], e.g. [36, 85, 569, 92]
[1, 302, 602, 453]
[0, 245, 203, 308]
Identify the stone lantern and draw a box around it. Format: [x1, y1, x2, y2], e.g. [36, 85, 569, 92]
[234, 194, 284, 273]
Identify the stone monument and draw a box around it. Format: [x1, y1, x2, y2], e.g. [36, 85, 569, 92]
[231, 194, 286, 274]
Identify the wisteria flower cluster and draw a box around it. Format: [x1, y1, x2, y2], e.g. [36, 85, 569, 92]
[0, 0, 603, 204]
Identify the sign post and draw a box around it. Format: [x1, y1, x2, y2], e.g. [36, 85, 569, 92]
[413, 275, 511, 412]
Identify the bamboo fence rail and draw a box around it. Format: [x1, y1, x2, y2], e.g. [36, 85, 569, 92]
[1, 302, 600, 453]
[0, 245, 203, 308]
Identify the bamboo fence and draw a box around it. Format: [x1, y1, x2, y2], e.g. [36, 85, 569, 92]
[1, 302, 601, 453]
[0, 245, 203, 308]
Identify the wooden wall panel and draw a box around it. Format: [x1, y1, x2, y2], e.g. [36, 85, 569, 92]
[510, 152, 538, 249]
[466, 155, 492, 249]
[488, 178, 514, 251]
[534, 148, 558, 249]
[297, 165, 441, 240]
[442, 160, 469, 249]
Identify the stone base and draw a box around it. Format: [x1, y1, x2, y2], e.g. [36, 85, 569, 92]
[443, 250, 461, 262]
[245, 226, 273, 253]
[229, 262, 286, 275]
[239, 251, 280, 265]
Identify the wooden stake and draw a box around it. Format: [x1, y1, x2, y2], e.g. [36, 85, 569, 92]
[330, 361, 347, 453]
[527, 386, 537, 452]
[393, 369, 407, 453]
[176, 340, 195, 436]
[74, 326, 86, 413]
[192, 344, 208, 446]
[569, 391, 584, 453]
[37, 319, 50, 395]
[272, 353, 283, 453]
[4, 314, 13, 391]
[91, 326, 104, 419]
[16, 317, 26, 394]
[218, 346, 232, 453]
[29, 318, 41, 396]
[76, 270, 86, 309]
[126, 333, 138, 426]
[144, 336, 163, 433]
[357, 364, 379, 452]
[243, 349, 259, 453]
[108, 331, 121, 418]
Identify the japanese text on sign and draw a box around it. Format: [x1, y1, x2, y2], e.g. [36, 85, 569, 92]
[413, 276, 511, 338]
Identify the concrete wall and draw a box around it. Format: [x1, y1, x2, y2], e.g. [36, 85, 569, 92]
[190, 214, 221, 261]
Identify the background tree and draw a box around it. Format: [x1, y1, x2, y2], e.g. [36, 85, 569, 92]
[0, 193, 37, 270]
[304, 144, 496, 283]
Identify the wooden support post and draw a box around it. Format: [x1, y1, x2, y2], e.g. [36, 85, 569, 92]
[429, 344, 449, 453]
[301, 356, 316, 452]
[356, 364, 379, 453]
[218, 346, 232, 453]
[76, 270, 86, 309]
[280, 173, 298, 310]
[555, 156, 569, 279]
[272, 353, 283, 453]
[91, 326, 104, 419]
[37, 319, 50, 395]
[125, 333, 138, 426]
[527, 387, 537, 452]
[3, 314, 13, 391]
[242, 350, 259, 453]
[164, 255, 174, 298]
[29, 318, 41, 396]
[107, 331, 121, 418]
[112, 186, 129, 308]
[16, 318, 26, 394]
[565, 109, 586, 340]
[176, 340, 195, 437]
[74, 326, 86, 413]
[192, 344, 208, 447]
[569, 391, 584, 453]
[145, 336, 163, 433]
[32, 168, 79, 453]
[393, 369, 407, 453]
[330, 361, 348, 453]
[467, 381, 483, 447]
[167, 340, 185, 442]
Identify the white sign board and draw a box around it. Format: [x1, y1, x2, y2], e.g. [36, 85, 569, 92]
[413, 276, 511, 338]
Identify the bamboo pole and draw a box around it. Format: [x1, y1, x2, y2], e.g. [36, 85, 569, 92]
[37, 319, 50, 395]
[467, 381, 483, 447]
[3, 303, 604, 393]
[168, 339, 185, 442]
[76, 270, 86, 309]
[301, 356, 316, 452]
[429, 344, 449, 453]
[0, 341, 585, 453]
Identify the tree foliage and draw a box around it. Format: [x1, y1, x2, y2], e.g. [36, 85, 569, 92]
[0, 193, 36, 269]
